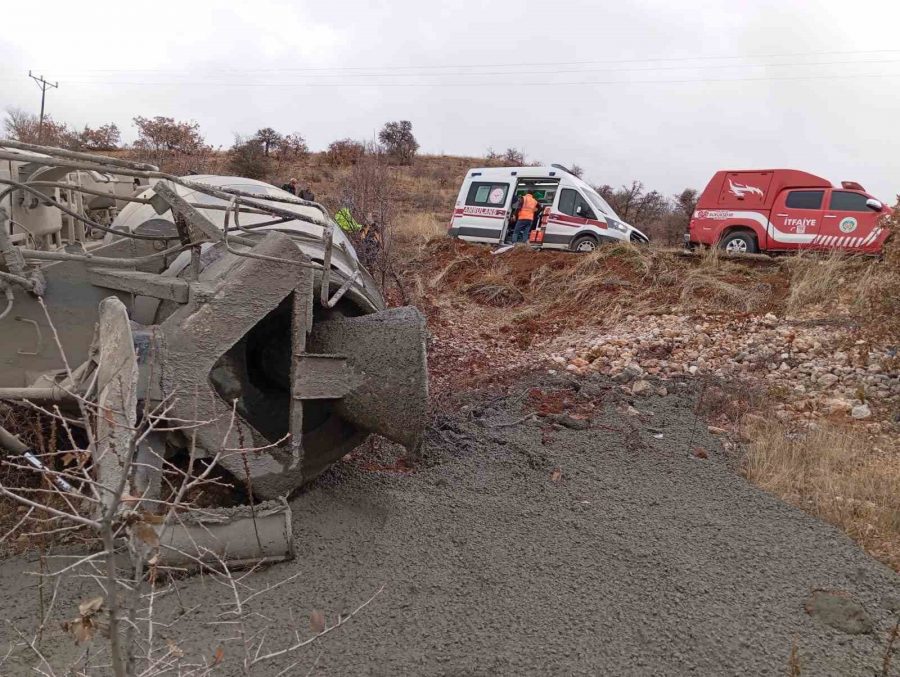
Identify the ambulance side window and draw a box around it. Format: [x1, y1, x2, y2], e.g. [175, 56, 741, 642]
[829, 191, 869, 212]
[466, 182, 509, 207]
[785, 190, 824, 209]
[558, 188, 596, 220]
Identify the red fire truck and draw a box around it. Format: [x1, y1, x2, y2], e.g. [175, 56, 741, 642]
[685, 169, 891, 254]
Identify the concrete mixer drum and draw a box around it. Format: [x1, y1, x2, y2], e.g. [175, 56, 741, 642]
[0, 140, 428, 565]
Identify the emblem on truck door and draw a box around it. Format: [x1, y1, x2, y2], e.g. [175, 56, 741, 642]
[839, 217, 858, 233]
[728, 179, 764, 199]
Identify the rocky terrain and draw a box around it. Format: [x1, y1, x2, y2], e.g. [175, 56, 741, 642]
[551, 311, 899, 428]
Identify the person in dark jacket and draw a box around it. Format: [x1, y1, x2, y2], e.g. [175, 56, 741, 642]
[281, 178, 317, 202]
[281, 177, 299, 195]
[360, 212, 382, 268]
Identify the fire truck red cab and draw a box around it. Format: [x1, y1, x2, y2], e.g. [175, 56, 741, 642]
[686, 169, 892, 254]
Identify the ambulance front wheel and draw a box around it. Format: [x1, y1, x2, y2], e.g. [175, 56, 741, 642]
[571, 235, 599, 253]
[719, 231, 758, 255]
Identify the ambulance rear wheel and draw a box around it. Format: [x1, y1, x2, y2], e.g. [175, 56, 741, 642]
[719, 231, 758, 254]
[571, 235, 599, 253]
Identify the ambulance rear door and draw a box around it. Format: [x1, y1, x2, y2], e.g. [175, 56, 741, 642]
[452, 179, 512, 243]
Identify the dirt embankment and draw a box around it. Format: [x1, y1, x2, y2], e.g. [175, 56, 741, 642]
[397, 238, 900, 570]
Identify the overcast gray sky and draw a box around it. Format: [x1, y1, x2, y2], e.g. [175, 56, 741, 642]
[1, 0, 899, 199]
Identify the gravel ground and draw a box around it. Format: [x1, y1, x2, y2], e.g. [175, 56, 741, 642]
[0, 374, 898, 676]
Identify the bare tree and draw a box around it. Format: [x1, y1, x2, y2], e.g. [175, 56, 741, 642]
[253, 128, 283, 157]
[132, 116, 206, 157]
[4, 108, 75, 147]
[275, 133, 309, 159]
[378, 121, 419, 165]
[673, 188, 699, 221]
[228, 135, 269, 180]
[339, 147, 399, 289]
[75, 123, 122, 151]
[502, 148, 526, 165]
[596, 181, 690, 244]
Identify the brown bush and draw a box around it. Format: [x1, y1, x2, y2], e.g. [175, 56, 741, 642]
[3, 108, 75, 147]
[75, 123, 121, 150]
[326, 138, 366, 167]
[228, 135, 269, 180]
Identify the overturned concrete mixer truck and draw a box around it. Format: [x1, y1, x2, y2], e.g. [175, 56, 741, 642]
[0, 140, 427, 564]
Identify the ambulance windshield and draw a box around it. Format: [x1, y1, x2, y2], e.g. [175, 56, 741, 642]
[584, 188, 618, 220]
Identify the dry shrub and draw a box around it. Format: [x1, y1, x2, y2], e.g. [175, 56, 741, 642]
[465, 278, 525, 307]
[431, 255, 483, 289]
[460, 260, 524, 307]
[0, 404, 77, 556]
[782, 251, 895, 313]
[325, 138, 366, 167]
[694, 378, 769, 426]
[697, 243, 723, 269]
[782, 252, 900, 340]
[783, 252, 857, 314]
[743, 420, 900, 570]
[679, 269, 763, 313]
[593, 242, 654, 276]
[395, 213, 446, 245]
[527, 244, 655, 311]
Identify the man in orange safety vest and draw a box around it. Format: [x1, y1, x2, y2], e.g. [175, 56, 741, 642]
[511, 191, 538, 244]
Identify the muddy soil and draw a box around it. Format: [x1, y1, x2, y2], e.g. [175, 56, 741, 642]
[0, 374, 898, 676]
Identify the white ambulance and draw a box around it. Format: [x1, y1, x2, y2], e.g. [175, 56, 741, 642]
[448, 164, 649, 251]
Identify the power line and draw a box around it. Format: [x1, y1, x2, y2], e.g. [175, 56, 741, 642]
[34, 71, 900, 89]
[32, 47, 900, 75]
[43, 57, 900, 83]
[27, 71, 58, 141]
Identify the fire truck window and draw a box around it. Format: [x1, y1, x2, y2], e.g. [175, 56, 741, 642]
[785, 190, 824, 210]
[829, 191, 870, 212]
[466, 182, 509, 207]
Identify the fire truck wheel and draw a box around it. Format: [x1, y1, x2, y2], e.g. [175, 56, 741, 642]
[719, 231, 758, 254]
[571, 235, 599, 253]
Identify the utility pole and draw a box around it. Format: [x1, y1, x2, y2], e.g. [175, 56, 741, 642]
[28, 71, 58, 142]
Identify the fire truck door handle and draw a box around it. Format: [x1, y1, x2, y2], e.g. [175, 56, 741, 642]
[776, 213, 788, 217]
[824, 214, 836, 218]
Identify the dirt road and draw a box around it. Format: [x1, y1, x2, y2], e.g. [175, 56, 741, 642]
[1, 374, 898, 675]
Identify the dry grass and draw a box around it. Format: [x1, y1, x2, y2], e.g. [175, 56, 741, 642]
[779, 251, 900, 343]
[679, 269, 765, 313]
[413, 239, 789, 326]
[784, 252, 859, 314]
[783, 252, 890, 315]
[464, 275, 525, 307]
[395, 212, 447, 245]
[430, 254, 482, 289]
[743, 420, 900, 570]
